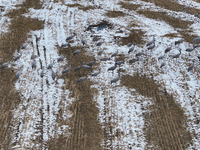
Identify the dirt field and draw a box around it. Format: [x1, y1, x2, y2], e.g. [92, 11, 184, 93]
[0, 0, 199, 149]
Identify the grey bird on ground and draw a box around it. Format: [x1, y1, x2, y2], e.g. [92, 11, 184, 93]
[98, 49, 104, 55]
[31, 59, 36, 69]
[194, 13, 200, 19]
[129, 58, 139, 64]
[197, 56, 200, 61]
[128, 45, 135, 54]
[82, 64, 92, 71]
[0, 61, 10, 69]
[14, 51, 22, 61]
[91, 68, 101, 77]
[188, 60, 195, 72]
[51, 69, 56, 80]
[96, 40, 104, 47]
[16, 67, 23, 79]
[135, 52, 146, 57]
[115, 58, 125, 68]
[40, 67, 45, 78]
[146, 36, 155, 47]
[173, 49, 181, 61]
[183, 3, 191, 10]
[165, 42, 173, 54]
[87, 57, 96, 67]
[147, 42, 155, 53]
[47, 60, 55, 69]
[160, 57, 166, 68]
[66, 33, 75, 41]
[60, 43, 70, 48]
[36, 34, 41, 43]
[186, 47, 195, 56]
[158, 55, 166, 61]
[81, 35, 86, 45]
[111, 73, 120, 85]
[160, 61, 166, 68]
[93, 36, 101, 42]
[193, 44, 200, 49]
[127, 41, 133, 47]
[21, 42, 30, 49]
[76, 73, 87, 83]
[111, 50, 118, 58]
[186, 10, 191, 14]
[57, 55, 65, 62]
[107, 63, 117, 74]
[62, 62, 72, 74]
[73, 47, 83, 56]
[31, 54, 38, 60]
[186, 47, 195, 52]
[175, 38, 183, 46]
[100, 57, 110, 61]
[193, 37, 200, 44]
[74, 60, 82, 75]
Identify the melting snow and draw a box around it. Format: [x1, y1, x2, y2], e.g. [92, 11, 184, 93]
[0, 0, 200, 149]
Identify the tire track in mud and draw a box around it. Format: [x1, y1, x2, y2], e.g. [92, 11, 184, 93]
[121, 74, 192, 149]
[47, 44, 103, 149]
[27, 4, 104, 149]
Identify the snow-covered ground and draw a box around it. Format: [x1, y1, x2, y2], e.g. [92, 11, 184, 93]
[1, 0, 200, 149]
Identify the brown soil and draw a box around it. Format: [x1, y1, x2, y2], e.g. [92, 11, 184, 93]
[121, 74, 192, 149]
[119, 2, 140, 11]
[0, 0, 44, 149]
[116, 28, 146, 46]
[46, 46, 103, 150]
[137, 10, 194, 43]
[0, 0, 196, 149]
[105, 11, 126, 18]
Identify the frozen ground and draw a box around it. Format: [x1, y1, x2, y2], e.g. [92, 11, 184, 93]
[0, 0, 200, 149]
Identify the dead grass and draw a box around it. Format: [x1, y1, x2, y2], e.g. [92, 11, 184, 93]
[138, 10, 193, 29]
[0, 71, 21, 150]
[46, 46, 103, 150]
[7, 0, 42, 18]
[178, 30, 194, 43]
[115, 54, 126, 62]
[66, 4, 82, 8]
[66, 4, 95, 11]
[121, 74, 192, 149]
[137, 10, 195, 43]
[119, 2, 140, 11]
[116, 28, 146, 46]
[162, 33, 179, 38]
[0, 0, 44, 149]
[0, 16, 44, 60]
[79, 5, 96, 11]
[105, 11, 126, 18]
[54, 0, 65, 3]
[141, 0, 200, 15]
